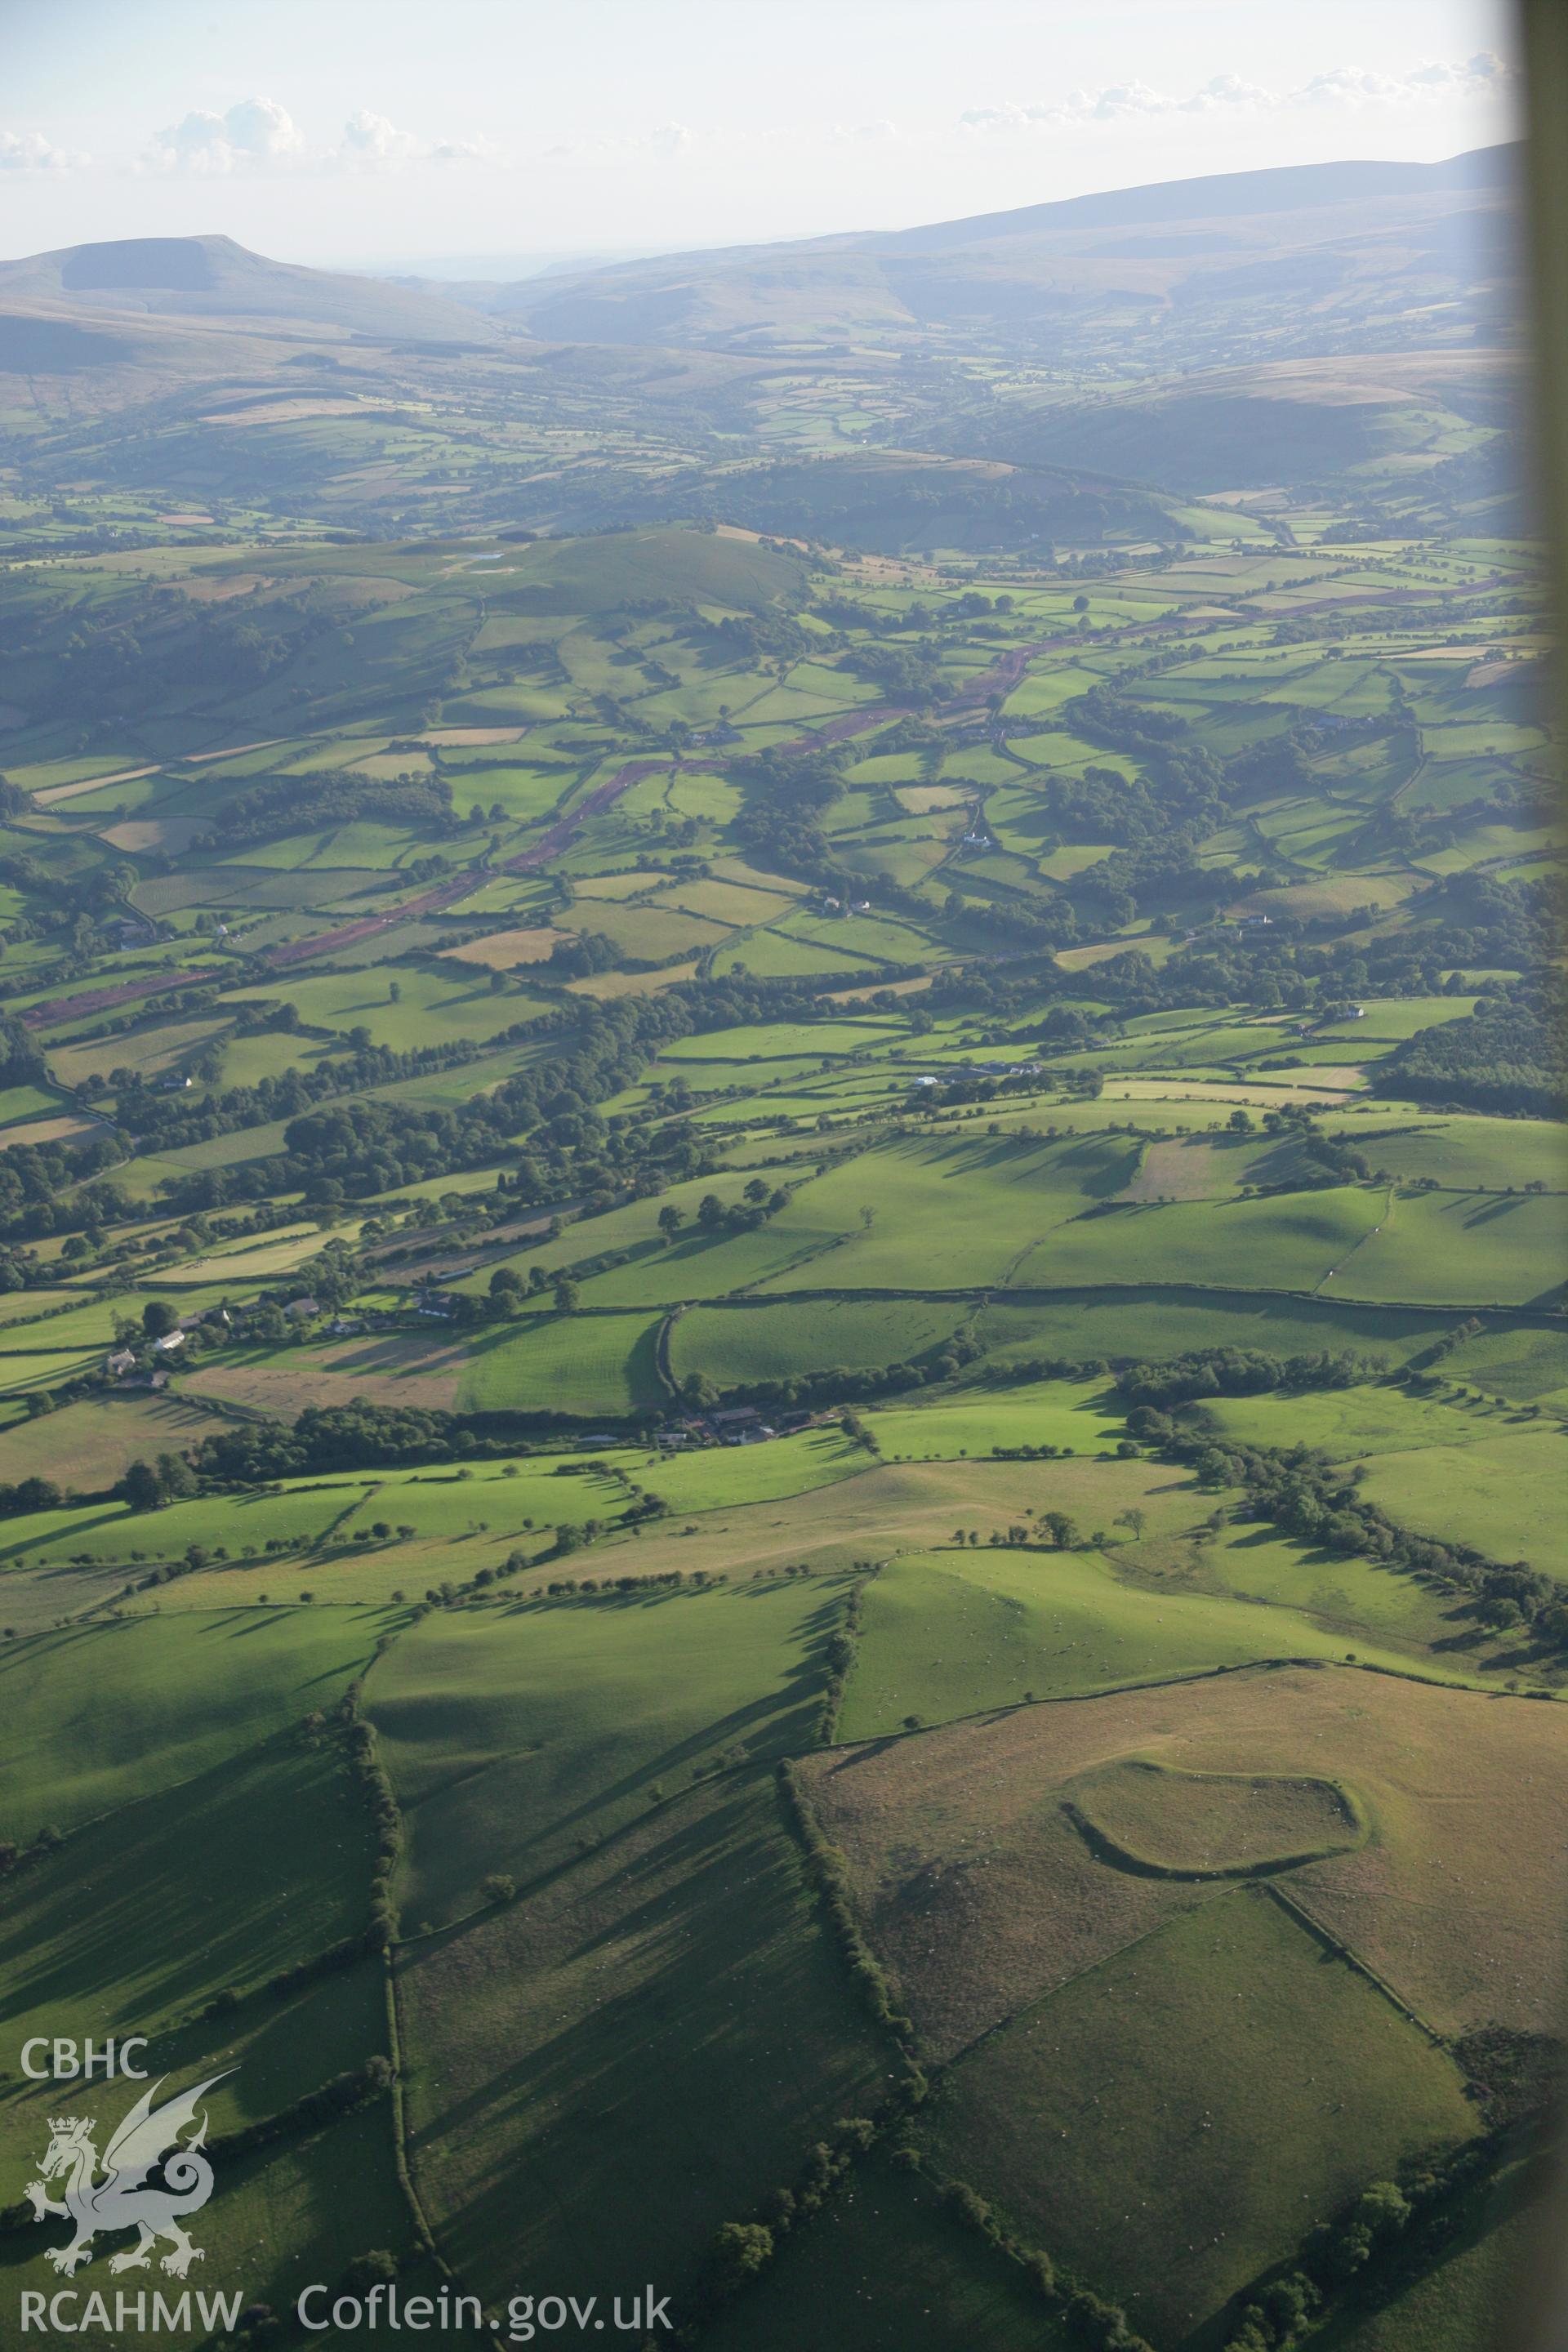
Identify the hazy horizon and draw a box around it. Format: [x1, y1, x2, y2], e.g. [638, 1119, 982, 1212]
[0, 0, 1521, 270]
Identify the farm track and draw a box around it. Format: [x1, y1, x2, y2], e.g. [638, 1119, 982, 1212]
[1313, 1184, 1396, 1297]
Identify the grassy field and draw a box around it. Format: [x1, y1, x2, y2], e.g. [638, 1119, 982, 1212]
[1325, 1116, 1567, 1192]
[973, 1287, 1450, 1369]
[646, 1424, 867, 1511]
[458, 1307, 666, 1414]
[0, 1391, 216, 1486]
[669, 1297, 969, 1387]
[866, 1378, 1125, 1459]
[397, 1775, 894, 2322]
[223, 964, 552, 1049]
[920, 1889, 1475, 2342]
[0, 1608, 385, 1836]
[1068, 1756, 1364, 1875]
[1443, 1319, 1568, 1404]
[1012, 1187, 1385, 1296]
[368, 1575, 845, 1925]
[1307, 2163, 1543, 2352]
[702, 2149, 1068, 2352]
[1188, 1381, 1527, 1460]
[1359, 1428, 1568, 1579]
[837, 1530, 1480, 1740]
[1330, 1190, 1566, 1308]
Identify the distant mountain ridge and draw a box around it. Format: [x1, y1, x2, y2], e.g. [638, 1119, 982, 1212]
[0, 232, 492, 345]
[854, 143, 1519, 252]
[430, 143, 1522, 351]
[0, 143, 1521, 367]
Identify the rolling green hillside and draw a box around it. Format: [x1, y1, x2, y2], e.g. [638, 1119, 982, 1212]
[0, 135, 1557, 2352]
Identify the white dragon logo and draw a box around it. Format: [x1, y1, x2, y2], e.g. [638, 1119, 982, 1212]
[24, 2072, 230, 2278]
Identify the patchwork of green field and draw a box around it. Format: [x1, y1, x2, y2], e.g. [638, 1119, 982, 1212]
[0, 448, 1558, 2350]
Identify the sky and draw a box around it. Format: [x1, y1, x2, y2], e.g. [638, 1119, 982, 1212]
[0, 0, 1523, 275]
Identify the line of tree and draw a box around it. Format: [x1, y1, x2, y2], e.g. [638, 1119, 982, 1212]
[1113, 1346, 1373, 1410]
[1129, 1409, 1567, 1655]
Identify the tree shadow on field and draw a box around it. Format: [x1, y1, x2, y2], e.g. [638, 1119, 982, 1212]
[392, 1590, 844, 1903]
[1457, 1195, 1529, 1227]
[0, 1735, 368, 2028]
[401, 1775, 886, 2307]
[0, 1616, 127, 1677]
[0, 1507, 126, 1568]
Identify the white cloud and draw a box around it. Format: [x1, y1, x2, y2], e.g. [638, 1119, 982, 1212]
[1183, 74, 1275, 114]
[0, 128, 87, 172]
[1293, 52, 1515, 108]
[339, 109, 422, 167]
[960, 51, 1517, 133]
[337, 109, 497, 169]
[960, 78, 1268, 131]
[143, 96, 495, 175]
[548, 119, 695, 163]
[145, 96, 305, 174]
[831, 118, 900, 143]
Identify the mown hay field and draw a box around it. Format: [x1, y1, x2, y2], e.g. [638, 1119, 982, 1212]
[185, 1329, 473, 1413]
[668, 1296, 969, 1388]
[458, 1307, 666, 1414]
